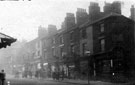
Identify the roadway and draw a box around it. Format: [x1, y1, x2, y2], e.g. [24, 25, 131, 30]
[5, 77, 83, 85]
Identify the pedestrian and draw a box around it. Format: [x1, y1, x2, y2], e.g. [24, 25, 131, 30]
[56, 71, 59, 81]
[52, 72, 56, 80]
[0, 69, 6, 85]
[61, 69, 64, 80]
[29, 71, 32, 79]
[35, 70, 38, 78]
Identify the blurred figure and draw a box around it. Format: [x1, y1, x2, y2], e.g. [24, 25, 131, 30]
[56, 71, 59, 81]
[61, 69, 64, 80]
[15, 71, 19, 78]
[28, 71, 32, 79]
[35, 70, 38, 78]
[22, 70, 27, 78]
[52, 71, 56, 80]
[0, 69, 6, 85]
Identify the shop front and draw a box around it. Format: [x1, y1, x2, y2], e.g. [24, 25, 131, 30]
[62, 56, 80, 79]
[93, 47, 127, 82]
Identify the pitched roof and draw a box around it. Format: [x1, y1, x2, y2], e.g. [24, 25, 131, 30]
[79, 13, 131, 28]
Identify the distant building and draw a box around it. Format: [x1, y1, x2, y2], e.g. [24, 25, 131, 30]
[25, 38, 38, 75]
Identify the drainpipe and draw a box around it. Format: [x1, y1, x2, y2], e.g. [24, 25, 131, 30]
[88, 60, 90, 85]
[94, 62, 96, 77]
[110, 59, 114, 76]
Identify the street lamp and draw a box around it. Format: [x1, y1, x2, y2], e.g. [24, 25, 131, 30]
[85, 50, 91, 85]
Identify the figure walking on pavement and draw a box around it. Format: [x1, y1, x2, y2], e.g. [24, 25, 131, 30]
[61, 69, 64, 81]
[0, 69, 6, 85]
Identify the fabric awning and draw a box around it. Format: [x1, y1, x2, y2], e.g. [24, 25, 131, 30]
[0, 32, 17, 48]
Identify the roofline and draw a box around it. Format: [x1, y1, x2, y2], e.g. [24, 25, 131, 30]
[0, 32, 15, 39]
[79, 13, 132, 29]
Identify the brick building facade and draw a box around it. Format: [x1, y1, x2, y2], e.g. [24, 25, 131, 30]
[38, 1, 124, 79]
[24, 1, 135, 81]
[88, 13, 135, 80]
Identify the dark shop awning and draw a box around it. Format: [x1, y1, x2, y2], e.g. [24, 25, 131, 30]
[0, 32, 17, 48]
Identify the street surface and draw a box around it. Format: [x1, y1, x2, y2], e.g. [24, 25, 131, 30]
[3, 74, 132, 85]
[5, 77, 83, 85]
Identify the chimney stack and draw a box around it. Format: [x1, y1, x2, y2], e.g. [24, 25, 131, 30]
[64, 13, 76, 30]
[76, 8, 88, 26]
[103, 1, 122, 15]
[130, 5, 135, 21]
[38, 26, 47, 38]
[89, 2, 101, 22]
[48, 25, 57, 35]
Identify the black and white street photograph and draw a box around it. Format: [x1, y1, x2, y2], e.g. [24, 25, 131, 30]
[0, 0, 135, 85]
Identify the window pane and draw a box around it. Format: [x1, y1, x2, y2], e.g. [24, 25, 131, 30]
[101, 39, 105, 52]
[101, 24, 104, 32]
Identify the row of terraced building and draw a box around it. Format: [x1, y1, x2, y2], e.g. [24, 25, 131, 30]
[24, 1, 135, 82]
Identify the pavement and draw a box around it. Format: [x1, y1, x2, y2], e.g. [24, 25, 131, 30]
[43, 78, 134, 85]
[6, 74, 14, 79]
[5, 74, 135, 85]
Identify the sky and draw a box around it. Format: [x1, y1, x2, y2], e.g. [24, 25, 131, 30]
[0, 0, 134, 41]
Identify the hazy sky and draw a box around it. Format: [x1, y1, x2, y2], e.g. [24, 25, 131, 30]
[0, 0, 134, 41]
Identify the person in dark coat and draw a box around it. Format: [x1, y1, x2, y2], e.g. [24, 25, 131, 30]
[29, 71, 32, 79]
[52, 72, 56, 80]
[35, 70, 38, 78]
[0, 70, 6, 85]
[61, 69, 64, 80]
[56, 71, 59, 81]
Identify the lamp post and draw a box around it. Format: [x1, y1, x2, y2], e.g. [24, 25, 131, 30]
[85, 50, 90, 85]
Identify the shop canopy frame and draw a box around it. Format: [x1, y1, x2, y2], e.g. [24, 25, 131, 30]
[0, 32, 16, 48]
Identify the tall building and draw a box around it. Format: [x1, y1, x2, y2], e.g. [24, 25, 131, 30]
[76, 8, 88, 26]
